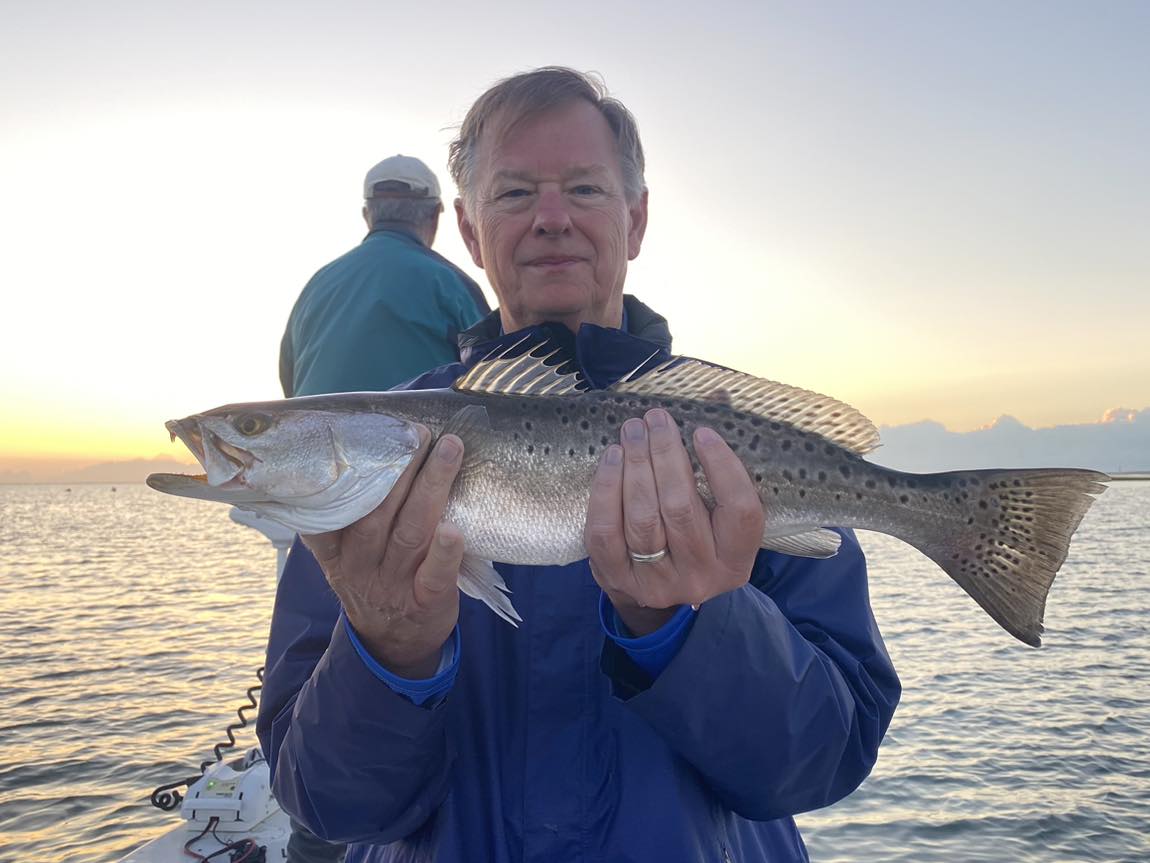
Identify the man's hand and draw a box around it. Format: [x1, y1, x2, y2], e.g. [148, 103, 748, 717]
[585, 408, 765, 636]
[301, 426, 465, 679]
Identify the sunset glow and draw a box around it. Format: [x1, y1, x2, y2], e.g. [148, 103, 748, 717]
[2, 3, 1147, 480]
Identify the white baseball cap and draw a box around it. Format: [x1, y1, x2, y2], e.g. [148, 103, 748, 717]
[363, 154, 441, 200]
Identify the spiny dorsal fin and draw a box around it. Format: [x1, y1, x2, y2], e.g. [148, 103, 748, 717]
[453, 336, 588, 397]
[613, 358, 881, 455]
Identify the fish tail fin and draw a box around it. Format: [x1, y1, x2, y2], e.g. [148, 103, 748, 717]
[909, 468, 1108, 646]
[459, 555, 523, 626]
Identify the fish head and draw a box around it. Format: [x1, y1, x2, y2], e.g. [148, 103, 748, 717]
[147, 400, 423, 533]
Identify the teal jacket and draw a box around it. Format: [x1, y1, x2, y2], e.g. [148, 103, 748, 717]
[280, 229, 489, 397]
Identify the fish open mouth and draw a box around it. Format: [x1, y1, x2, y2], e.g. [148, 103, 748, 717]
[164, 419, 255, 488]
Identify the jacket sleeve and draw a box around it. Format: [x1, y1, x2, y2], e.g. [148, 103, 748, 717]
[256, 538, 455, 843]
[601, 529, 900, 821]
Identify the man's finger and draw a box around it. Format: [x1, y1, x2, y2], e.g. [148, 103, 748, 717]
[584, 445, 629, 586]
[413, 522, 465, 609]
[695, 426, 764, 574]
[645, 408, 712, 568]
[621, 418, 667, 558]
[339, 424, 433, 573]
[380, 433, 465, 580]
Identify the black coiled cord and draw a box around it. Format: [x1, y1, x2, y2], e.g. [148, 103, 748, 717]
[149, 666, 265, 811]
[201, 668, 264, 772]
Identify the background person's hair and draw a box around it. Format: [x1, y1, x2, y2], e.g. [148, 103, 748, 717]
[364, 196, 442, 230]
[449, 66, 646, 214]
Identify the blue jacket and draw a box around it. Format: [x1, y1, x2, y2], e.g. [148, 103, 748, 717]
[257, 298, 901, 862]
[280, 228, 490, 398]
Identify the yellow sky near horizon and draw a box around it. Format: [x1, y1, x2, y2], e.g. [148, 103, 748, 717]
[2, 3, 1147, 470]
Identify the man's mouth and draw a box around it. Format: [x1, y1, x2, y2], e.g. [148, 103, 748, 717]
[527, 256, 584, 267]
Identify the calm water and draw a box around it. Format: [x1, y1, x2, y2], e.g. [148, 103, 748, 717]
[0, 482, 1147, 862]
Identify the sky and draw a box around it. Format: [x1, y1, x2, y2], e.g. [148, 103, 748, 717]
[2, 0, 1148, 474]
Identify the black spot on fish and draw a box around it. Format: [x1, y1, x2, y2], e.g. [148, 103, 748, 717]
[979, 500, 988, 509]
[607, 414, 617, 424]
[799, 489, 806, 498]
[782, 469, 793, 481]
[568, 448, 576, 457]
[544, 446, 550, 455]
[750, 417, 763, 427]
[798, 468, 807, 479]
[781, 440, 792, 451]
[589, 406, 598, 415]
[818, 471, 827, 481]
[770, 422, 781, 431]
[749, 434, 760, 451]
[588, 445, 596, 456]
[525, 421, 533, 431]
[527, 445, 534, 454]
[580, 420, 590, 431]
[600, 435, 609, 446]
[704, 405, 718, 414]
[754, 472, 763, 483]
[804, 442, 815, 452]
[724, 421, 735, 431]
[839, 466, 851, 478]
[900, 494, 909, 503]
[561, 416, 570, 425]
[825, 445, 836, 456]
[865, 480, 876, 489]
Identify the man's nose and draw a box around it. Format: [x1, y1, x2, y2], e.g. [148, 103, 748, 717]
[532, 187, 572, 235]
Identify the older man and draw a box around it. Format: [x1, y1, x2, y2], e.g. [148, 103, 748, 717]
[257, 68, 900, 862]
[280, 154, 489, 399]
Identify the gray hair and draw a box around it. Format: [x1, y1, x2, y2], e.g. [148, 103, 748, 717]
[364, 196, 442, 230]
[448, 67, 646, 214]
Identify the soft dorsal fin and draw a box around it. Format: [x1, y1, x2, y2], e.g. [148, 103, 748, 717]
[453, 336, 588, 397]
[613, 358, 881, 455]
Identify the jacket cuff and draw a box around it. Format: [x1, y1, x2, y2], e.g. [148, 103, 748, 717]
[342, 615, 460, 707]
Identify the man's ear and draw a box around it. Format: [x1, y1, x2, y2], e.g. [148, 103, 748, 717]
[626, 189, 649, 261]
[455, 198, 484, 269]
[362, 204, 372, 230]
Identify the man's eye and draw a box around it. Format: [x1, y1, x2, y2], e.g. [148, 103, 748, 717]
[571, 185, 602, 196]
[497, 189, 530, 199]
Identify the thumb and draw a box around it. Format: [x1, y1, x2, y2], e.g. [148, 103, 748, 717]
[414, 522, 465, 608]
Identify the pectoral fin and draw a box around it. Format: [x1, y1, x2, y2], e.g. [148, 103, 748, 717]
[458, 555, 522, 625]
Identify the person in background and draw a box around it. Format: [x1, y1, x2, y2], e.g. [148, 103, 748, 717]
[258, 68, 900, 862]
[275, 154, 489, 863]
[279, 154, 490, 399]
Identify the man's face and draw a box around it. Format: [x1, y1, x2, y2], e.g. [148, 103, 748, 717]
[456, 99, 648, 334]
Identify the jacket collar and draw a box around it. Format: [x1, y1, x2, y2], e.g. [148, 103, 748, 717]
[456, 295, 673, 390]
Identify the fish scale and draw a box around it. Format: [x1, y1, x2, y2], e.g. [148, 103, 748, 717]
[148, 341, 1108, 645]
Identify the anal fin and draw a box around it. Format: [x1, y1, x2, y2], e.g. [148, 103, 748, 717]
[761, 527, 842, 558]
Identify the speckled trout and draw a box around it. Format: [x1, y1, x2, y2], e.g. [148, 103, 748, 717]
[148, 340, 1108, 645]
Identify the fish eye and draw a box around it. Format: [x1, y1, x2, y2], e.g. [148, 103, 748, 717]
[234, 413, 272, 436]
